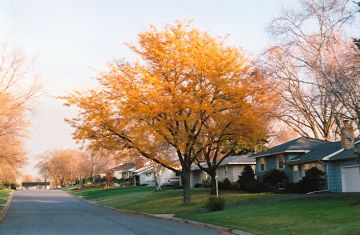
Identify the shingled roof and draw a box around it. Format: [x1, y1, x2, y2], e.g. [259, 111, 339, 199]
[254, 137, 327, 158]
[287, 141, 342, 165]
[328, 141, 360, 161]
[262, 137, 360, 165]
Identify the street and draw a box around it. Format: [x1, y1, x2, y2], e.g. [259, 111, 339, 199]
[0, 190, 221, 235]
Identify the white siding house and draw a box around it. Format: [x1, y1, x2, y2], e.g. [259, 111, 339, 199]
[190, 154, 256, 188]
[133, 165, 180, 186]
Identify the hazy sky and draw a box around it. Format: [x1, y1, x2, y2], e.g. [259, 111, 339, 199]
[0, 0, 299, 176]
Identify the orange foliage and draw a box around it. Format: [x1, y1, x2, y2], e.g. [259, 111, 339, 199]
[64, 22, 279, 203]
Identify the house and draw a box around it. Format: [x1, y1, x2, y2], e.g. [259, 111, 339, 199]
[132, 165, 180, 186]
[190, 154, 256, 188]
[110, 163, 137, 180]
[255, 121, 360, 192]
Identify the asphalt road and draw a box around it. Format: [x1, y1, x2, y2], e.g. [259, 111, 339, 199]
[0, 190, 221, 235]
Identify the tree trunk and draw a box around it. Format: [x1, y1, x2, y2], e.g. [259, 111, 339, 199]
[209, 172, 217, 196]
[181, 168, 191, 205]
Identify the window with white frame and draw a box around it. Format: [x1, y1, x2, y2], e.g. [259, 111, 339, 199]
[277, 155, 285, 169]
[259, 158, 266, 171]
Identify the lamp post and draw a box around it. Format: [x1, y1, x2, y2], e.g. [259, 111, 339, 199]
[215, 175, 219, 198]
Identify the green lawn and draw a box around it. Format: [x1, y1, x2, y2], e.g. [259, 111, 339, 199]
[179, 194, 360, 235]
[0, 189, 10, 210]
[70, 187, 360, 234]
[70, 186, 285, 214]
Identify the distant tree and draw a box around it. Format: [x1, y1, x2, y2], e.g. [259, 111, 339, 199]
[36, 150, 91, 187]
[0, 42, 40, 185]
[87, 150, 114, 183]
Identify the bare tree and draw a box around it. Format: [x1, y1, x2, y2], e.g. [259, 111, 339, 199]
[265, 0, 360, 165]
[86, 150, 114, 183]
[264, 0, 358, 141]
[36, 150, 92, 187]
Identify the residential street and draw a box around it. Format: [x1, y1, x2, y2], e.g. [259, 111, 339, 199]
[0, 190, 221, 235]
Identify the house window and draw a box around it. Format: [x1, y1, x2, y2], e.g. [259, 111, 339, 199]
[259, 158, 266, 171]
[293, 165, 299, 171]
[277, 155, 285, 169]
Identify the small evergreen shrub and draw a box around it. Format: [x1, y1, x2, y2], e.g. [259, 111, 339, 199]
[231, 181, 240, 190]
[202, 178, 211, 188]
[238, 165, 256, 191]
[262, 169, 288, 190]
[206, 196, 225, 211]
[287, 167, 325, 193]
[218, 178, 232, 190]
[246, 181, 267, 193]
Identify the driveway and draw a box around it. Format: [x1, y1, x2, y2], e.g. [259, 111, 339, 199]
[0, 190, 221, 235]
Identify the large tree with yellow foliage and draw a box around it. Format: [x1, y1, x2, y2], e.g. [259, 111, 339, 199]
[64, 22, 277, 203]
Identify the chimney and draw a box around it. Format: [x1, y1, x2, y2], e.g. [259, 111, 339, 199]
[341, 120, 354, 150]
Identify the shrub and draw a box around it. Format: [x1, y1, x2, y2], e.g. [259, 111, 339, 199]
[194, 183, 203, 188]
[302, 167, 325, 191]
[238, 165, 256, 191]
[288, 167, 325, 193]
[218, 178, 232, 190]
[231, 181, 240, 190]
[202, 178, 211, 188]
[0, 183, 4, 190]
[246, 181, 267, 193]
[206, 196, 225, 211]
[262, 169, 287, 190]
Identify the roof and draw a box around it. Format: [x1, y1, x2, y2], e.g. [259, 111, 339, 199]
[191, 154, 255, 171]
[133, 166, 154, 175]
[218, 154, 255, 166]
[287, 141, 342, 165]
[328, 141, 360, 161]
[111, 163, 136, 172]
[275, 138, 360, 165]
[254, 137, 327, 158]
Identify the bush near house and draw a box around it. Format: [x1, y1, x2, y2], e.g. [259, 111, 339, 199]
[238, 165, 256, 191]
[218, 178, 232, 190]
[245, 181, 267, 193]
[287, 167, 326, 193]
[262, 169, 288, 191]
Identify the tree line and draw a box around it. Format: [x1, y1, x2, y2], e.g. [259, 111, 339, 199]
[36, 149, 114, 187]
[0, 42, 39, 187]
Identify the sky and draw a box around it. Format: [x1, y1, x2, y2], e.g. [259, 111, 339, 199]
[0, 0, 299, 176]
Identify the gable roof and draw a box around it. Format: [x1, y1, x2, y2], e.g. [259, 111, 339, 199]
[284, 138, 360, 165]
[254, 137, 327, 158]
[287, 141, 342, 165]
[328, 141, 360, 161]
[111, 163, 136, 172]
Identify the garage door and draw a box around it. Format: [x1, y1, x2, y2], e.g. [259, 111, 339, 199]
[342, 166, 360, 192]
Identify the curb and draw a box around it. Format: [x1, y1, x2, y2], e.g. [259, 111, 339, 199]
[66, 191, 253, 235]
[0, 190, 14, 224]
